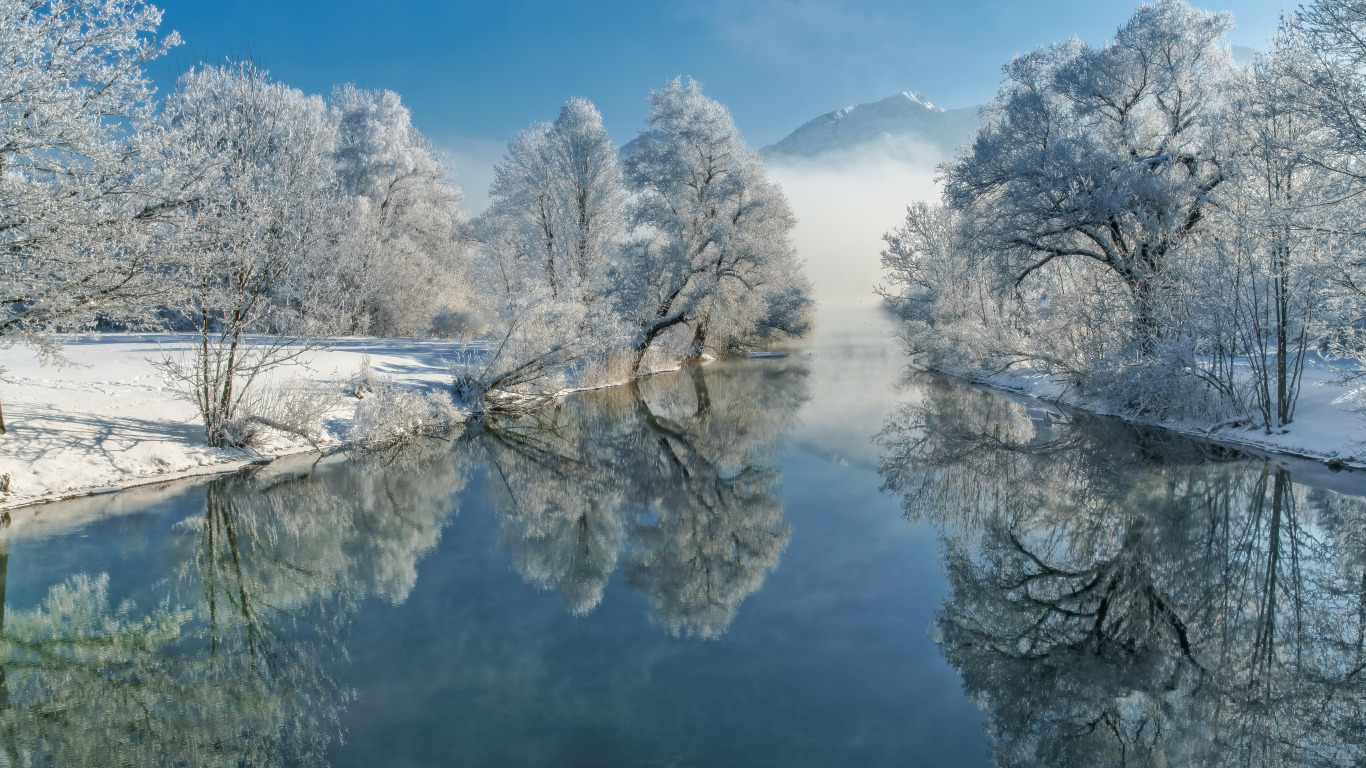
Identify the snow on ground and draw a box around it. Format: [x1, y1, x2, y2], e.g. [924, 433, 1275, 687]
[0, 334, 473, 510]
[982, 355, 1366, 469]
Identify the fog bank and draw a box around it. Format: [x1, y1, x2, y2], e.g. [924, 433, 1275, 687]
[767, 139, 945, 312]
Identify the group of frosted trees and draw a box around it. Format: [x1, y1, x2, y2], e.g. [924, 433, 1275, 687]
[881, 0, 1366, 431]
[1, 0, 469, 444]
[1, 0, 811, 446]
[467, 78, 813, 397]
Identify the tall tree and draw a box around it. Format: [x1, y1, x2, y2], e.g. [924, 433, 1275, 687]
[470, 97, 627, 397]
[622, 77, 813, 372]
[143, 62, 342, 446]
[484, 97, 624, 308]
[0, 0, 180, 433]
[944, 0, 1235, 354]
[315, 85, 469, 337]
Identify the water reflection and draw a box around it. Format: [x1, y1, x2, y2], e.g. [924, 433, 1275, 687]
[0, 359, 808, 765]
[880, 373, 1366, 767]
[477, 359, 810, 637]
[0, 443, 467, 767]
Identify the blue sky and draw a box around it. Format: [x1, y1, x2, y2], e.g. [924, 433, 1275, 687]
[148, 0, 1290, 204]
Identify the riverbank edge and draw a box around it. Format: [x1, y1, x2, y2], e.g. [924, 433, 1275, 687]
[0, 362, 697, 515]
[963, 371, 1365, 474]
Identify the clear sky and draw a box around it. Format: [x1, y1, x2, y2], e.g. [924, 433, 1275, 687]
[148, 0, 1292, 202]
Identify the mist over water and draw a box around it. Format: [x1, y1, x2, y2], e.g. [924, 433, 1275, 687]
[767, 139, 944, 314]
[767, 140, 946, 468]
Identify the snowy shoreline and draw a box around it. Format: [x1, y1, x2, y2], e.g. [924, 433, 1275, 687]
[6, 330, 1362, 520]
[0, 334, 691, 516]
[965, 357, 1366, 472]
[0, 334, 473, 513]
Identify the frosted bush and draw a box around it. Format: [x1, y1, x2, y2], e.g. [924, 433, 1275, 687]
[352, 378, 463, 447]
[221, 377, 339, 449]
[345, 353, 379, 398]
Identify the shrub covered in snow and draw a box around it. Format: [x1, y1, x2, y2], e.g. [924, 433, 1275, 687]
[352, 378, 463, 448]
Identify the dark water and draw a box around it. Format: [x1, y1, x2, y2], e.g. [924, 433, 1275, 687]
[2, 311, 1364, 767]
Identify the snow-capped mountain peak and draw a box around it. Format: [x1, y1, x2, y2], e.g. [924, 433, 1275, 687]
[762, 90, 978, 161]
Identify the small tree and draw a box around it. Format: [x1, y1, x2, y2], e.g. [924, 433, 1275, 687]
[1212, 22, 1335, 430]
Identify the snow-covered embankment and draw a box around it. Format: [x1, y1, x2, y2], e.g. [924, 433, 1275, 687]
[0, 335, 468, 510]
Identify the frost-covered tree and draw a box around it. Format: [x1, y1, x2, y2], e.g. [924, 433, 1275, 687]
[1207, 23, 1338, 430]
[0, 0, 180, 432]
[881, 0, 1363, 427]
[469, 97, 628, 397]
[622, 77, 813, 372]
[312, 85, 470, 337]
[941, 0, 1233, 365]
[143, 62, 343, 446]
[1290, 0, 1366, 375]
[879, 202, 1027, 378]
[483, 97, 625, 308]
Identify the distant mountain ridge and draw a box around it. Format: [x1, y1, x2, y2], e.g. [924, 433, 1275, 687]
[761, 91, 980, 161]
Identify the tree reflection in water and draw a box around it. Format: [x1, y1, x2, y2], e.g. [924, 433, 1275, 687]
[0, 359, 806, 765]
[0, 441, 468, 767]
[879, 372, 1366, 767]
[477, 359, 809, 637]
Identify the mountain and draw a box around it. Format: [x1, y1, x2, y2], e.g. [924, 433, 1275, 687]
[761, 91, 980, 161]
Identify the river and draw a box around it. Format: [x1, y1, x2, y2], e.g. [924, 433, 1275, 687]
[0, 308, 1362, 766]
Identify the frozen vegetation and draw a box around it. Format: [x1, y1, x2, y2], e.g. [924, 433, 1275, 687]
[0, 1, 813, 504]
[880, 0, 1366, 465]
[8, 0, 1366, 512]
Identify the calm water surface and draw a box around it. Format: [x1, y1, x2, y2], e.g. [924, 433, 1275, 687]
[3, 310, 1365, 766]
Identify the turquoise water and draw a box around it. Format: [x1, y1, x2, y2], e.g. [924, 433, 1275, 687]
[1, 312, 1362, 766]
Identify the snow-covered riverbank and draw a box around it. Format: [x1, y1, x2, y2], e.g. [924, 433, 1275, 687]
[0, 335, 469, 510]
[976, 356, 1366, 470]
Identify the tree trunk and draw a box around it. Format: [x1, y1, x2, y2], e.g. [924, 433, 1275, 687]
[0, 395, 6, 436]
[1274, 237, 1291, 427]
[1132, 280, 1161, 357]
[688, 367, 711, 416]
[685, 323, 708, 363]
[631, 337, 652, 376]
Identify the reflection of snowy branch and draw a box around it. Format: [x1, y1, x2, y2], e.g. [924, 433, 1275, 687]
[882, 375, 1366, 765]
[478, 361, 808, 634]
